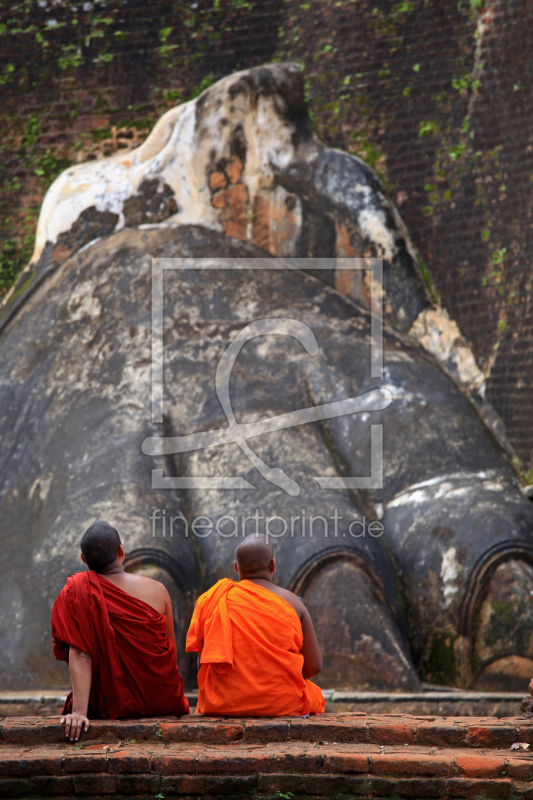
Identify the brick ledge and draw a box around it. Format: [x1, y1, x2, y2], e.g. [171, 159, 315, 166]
[1, 713, 532, 748]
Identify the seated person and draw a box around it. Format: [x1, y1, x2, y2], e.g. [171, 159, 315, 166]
[51, 521, 189, 741]
[186, 532, 325, 716]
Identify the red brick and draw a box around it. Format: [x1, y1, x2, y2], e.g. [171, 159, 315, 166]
[197, 750, 269, 774]
[507, 757, 533, 780]
[37, 719, 68, 745]
[62, 752, 107, 773]
[455, 755, 507, 778]
[258, 772, 351, 795]
[353, 775, 448, 798]
[0, 752, 62, 777]
[446, 778, 512, 798]
[0, 722, 41, 746]
[226, 157, 243, 184]
[395, 778, 449, 797]
[323, 752, 370, 773]
[89, 720, 160, 742]
[359, 776, 400, 796]
[195, 748, 324, 775]
[517, 727, 533, 746]
[416, 724, 467, 747]
[371, 754, 454, 777]
[107, 749, 150, 773]
[289, 717, 367, 743]
[161, 773, 256, 793]
[90, 117, 110, 129]
[38, 718, 124, 744]
[151, 752, 197, 774]
[28, 775, 74, 795]
[273, 750, 323, 773]
[255, 773, 303, 794]
[73, 773, 117, 794]
[466, 726, 517, 749]
[369, 724, 416, 745]
[159, 721, 243, 743]
[0, 778, 36, 797]
[221, 182, 249, 240]
[212, 189, 225, 208]
[209, 171, 227, 191]
[116, 773, 160, 793]
[244, 719, 290, 742]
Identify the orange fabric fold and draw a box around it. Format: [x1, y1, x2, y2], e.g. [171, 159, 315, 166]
[186, 578, 325, 717]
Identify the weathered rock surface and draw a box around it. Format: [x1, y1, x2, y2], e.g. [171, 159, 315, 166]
[0, 226, 418, 691]
[1, 63, 532, 693]
[2, 63, 505, 456]
[1, 224, 532, 693]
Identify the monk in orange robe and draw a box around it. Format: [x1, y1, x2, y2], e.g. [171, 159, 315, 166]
[186, 533, 325, 716]
[51, 521, 189, 742]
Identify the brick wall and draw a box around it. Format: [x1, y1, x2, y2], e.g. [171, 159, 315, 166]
[1, 0, 532, 469]
[1, 715, 533, 798]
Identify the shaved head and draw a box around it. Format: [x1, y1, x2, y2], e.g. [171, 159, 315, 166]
[81, 521, 121, 571]
[235, 533, 274, 575]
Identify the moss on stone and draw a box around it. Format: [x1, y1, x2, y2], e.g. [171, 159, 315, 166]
[423, 629, 457, 686]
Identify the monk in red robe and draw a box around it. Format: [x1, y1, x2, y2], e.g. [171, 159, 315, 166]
[186, 533, 325, 716]
[51, 521, 189, 742]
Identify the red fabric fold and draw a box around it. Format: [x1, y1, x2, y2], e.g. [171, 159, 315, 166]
[51, 571, 189, 719]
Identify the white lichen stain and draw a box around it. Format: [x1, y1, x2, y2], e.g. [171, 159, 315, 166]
[440, 546, 461, 610]
[482, 480, 504, 492]
[68, 281, 102, 321]
[357, 208, 396, 260]
[409, 306, 485, 394]
[30, 473, 53, 501]
[387, 470, 499, 509]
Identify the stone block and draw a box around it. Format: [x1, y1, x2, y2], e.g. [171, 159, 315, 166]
[416, 724, 467, 747]
[243, 718, 290, 742]
[151, 751, 197, 774]
[455, 755, 507, 778]
[370, 754, 454, 777]
[74, 773, 118, 794]
[158, 721, 243, 744]
[466, 726, 518, 749]
[368, 723, 416, 745]
[161, 773, 257, 793]
[116, 773, 160, 794]
[107, 749, 151, 774]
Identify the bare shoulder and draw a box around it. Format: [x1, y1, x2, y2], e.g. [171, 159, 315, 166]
[103, 571, 170, 614]
[127, 573, 170, 600]
[265, 583, 306, 619]
[126, 573, 168, 592]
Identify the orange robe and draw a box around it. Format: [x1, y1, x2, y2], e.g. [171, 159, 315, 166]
[186, 578, 325, 716]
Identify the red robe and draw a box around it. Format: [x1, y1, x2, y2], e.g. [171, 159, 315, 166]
[51, 571, 189, 719]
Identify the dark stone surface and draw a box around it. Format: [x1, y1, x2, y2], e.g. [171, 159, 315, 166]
[280, 148, 430, 330]
[52, 206, 119, 263]
[1, 224, 532, 691]
[3, 64, 430, 344]
[122, 178, 179, 227]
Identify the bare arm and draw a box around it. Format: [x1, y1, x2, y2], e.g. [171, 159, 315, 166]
[61, 646, 92, 741]
[247, 582, 322, 680]
[164, 589, 177, 650]
[299, 607, 323, 680]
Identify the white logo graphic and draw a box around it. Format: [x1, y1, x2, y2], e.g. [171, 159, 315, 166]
[142, 258, 389, 495]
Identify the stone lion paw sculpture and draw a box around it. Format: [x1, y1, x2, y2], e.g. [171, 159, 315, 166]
[1, 63, 532, 693]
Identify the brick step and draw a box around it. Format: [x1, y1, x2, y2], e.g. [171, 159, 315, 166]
[1, 739, 533, 798]
[1, 713, 531, 748]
